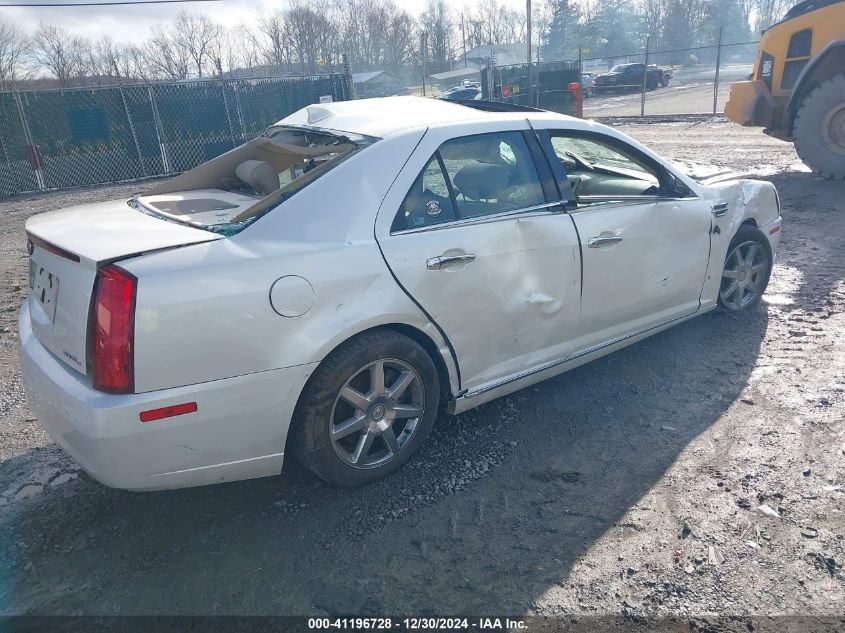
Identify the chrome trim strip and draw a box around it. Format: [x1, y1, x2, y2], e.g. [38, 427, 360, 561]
[462, 307, 700, 399]
[391, 200, 567, 235]
[577, 194, 697, 203]
[565, 196, 698, 214]
[578, 194, 663, 202]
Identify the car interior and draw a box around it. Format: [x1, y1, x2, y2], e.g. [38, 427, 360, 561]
[137, 126, 356, 228]
[395, 132, 546, 231]
[550, 135, 664, 201]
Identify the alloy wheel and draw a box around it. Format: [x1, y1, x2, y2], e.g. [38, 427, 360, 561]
[329, 359, 425, 469]
[720, 240, 769, 310]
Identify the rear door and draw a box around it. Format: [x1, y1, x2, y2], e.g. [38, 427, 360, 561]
[375, 120, 582, 393]
[539, 127, 712, 348]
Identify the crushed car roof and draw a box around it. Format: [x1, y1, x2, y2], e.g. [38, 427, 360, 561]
[276, 95, 562, 138]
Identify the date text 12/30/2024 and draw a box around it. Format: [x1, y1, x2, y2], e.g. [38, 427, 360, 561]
[307, 618, 527, 630]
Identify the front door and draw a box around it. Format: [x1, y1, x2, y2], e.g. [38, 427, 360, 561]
[542, 128, 712, 347]
[375, 123, 582, 392]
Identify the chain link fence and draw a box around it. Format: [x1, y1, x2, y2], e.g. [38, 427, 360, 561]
[475, 39, 756, 120]
[579, 40, 759, 118]
[0, 72, 351, 198]
[481, 61, 581, 115]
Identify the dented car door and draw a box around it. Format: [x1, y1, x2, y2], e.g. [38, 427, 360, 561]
[375, 121, 582, 393]
[541, 128, 712, 348]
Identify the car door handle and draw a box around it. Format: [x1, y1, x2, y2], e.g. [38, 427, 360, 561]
[588, 236, 623, 248]
[426, 254, 476, 270]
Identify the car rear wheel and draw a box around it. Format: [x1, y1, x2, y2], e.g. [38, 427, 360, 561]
[718, 225, 773, 311]
[291, 330, 440, 486]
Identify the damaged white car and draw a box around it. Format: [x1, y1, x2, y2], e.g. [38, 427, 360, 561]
[19, 96, 782, 490]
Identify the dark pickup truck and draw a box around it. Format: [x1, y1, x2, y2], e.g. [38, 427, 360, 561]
[593, 63, 672, 92]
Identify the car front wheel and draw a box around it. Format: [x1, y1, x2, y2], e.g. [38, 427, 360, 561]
[718, 225, 773, 311]
[291, 330, 440, 486]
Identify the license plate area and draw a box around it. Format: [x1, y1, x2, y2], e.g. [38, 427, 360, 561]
[29, 259, 60, 323]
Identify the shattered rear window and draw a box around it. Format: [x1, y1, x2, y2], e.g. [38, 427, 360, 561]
[132, 125, 378, 236]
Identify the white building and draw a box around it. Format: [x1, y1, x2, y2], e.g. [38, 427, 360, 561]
[463, 43, 529, 68]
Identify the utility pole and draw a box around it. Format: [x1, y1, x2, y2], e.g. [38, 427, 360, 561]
[461, 14, 467, 68]
[421, 31, 428, 97]
[640, 36, 650, 117]
[713, 26, 723, 115]
[526, 0, 532, 106]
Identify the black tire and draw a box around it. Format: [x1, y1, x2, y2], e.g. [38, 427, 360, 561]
[290, 329, 440, 487]
[661, 76, 670, 88]
[793, 74, 845, 180]
[717, 224, 773, 312]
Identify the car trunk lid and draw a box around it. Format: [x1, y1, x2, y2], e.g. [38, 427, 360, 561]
[25, 199, 221, 378]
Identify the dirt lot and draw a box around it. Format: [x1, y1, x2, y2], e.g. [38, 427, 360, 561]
[0, 120, 843, 622]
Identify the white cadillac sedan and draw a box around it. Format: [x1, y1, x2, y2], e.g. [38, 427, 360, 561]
[19, 97, 781, 490]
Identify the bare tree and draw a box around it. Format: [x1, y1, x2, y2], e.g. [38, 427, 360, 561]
[144, 24, 191, 80]
[476, 0, 523, 44]
[420, 0, 454, 73]
[31, 23, 87, 87]
[285, 0, 333, 73]
[208, 24, 262, 75]
[752, 0, 791, 32]
[14, 0, 768, 88]
[662, 0, 708, 52]
[82, 36, 133, 84]
[256, 9, 291, 73]
[384, 5, 415, 72]
[638, 0, 668, 48]
[173, 11, 220, 77]
[0, 18, 32, 89]
[124, 45, 150, 81]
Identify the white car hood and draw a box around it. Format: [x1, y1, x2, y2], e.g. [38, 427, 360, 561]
[670, 160, 743, 185]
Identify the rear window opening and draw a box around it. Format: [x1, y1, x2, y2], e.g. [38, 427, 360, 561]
[132, 126, 375, 236]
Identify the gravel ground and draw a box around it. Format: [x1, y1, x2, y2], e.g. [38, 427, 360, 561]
[0, 120, 843, 622]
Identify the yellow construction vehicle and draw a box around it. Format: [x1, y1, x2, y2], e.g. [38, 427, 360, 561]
[725, 0, 845, 178]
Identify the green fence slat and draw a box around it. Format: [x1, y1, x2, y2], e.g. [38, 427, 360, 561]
[0, 72, 350, 197]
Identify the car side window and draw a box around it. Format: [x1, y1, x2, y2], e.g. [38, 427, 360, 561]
[440, 132, 546, 218]
[548, 133, 665, 208]
[392, 131, 547, 232]
[392, 153, 457, 232]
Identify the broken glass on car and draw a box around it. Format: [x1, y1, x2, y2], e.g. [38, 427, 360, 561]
[130, 126, 375, 236]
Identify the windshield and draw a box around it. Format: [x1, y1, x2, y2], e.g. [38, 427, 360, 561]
[609, 64, 636, 73]
[133, 125, 376, 236]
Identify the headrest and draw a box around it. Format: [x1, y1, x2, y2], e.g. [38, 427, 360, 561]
[453, 163, 509, 201]
[235, 160, 278, 196]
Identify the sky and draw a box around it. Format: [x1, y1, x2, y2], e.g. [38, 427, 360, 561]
[0, 0, 527, 44]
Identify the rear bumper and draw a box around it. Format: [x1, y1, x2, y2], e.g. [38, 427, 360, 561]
[19, 304, 316, 490]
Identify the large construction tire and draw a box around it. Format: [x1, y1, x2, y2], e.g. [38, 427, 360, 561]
[793, 74, 845, 179]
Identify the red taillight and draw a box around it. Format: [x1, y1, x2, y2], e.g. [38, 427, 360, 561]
[90, 264, 136, 394]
